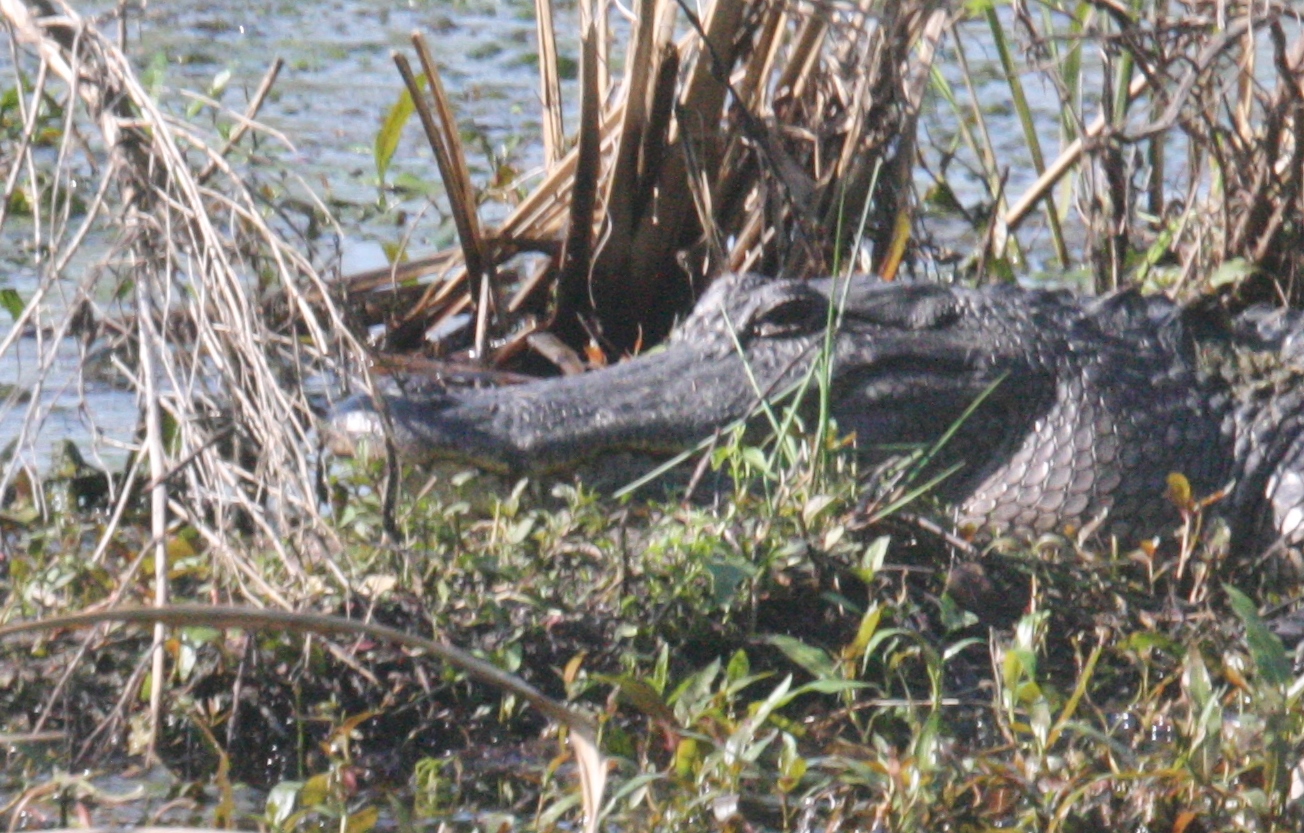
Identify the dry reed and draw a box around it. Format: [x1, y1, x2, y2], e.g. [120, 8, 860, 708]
[357, 0, 1304, 369]
[0, 0, 366, 590]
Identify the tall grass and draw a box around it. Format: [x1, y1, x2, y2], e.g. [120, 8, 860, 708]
[346, 0, 1304, 379]
[4, 2, 1304, 828]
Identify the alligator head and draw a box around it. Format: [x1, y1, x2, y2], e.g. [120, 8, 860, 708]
[329, 273, 1234, 543]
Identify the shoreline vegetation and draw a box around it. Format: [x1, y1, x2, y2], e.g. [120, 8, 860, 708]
[2, 0, 1304, 830]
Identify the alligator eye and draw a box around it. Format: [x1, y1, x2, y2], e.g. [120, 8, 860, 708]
[751, 296, 825, 338]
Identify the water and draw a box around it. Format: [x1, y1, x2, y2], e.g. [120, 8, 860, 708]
[4, 2, 1292, 471]
[132, 0, 575, 220]
[1, 0, 578, 469]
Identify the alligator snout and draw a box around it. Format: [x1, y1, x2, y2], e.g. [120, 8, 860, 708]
[325, 272, 1304, 553]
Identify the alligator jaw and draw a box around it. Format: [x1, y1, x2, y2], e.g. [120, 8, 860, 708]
[325, 275, 1006, 477]
[327, 348, 1007, 485]
[328, 336, 818, 474]
[325, 272, 1292, 550]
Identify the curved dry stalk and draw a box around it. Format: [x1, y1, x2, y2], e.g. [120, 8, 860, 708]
[0, 604, 607, 833]
[1, 0, 367, 586]
[2, 0, 376, 757]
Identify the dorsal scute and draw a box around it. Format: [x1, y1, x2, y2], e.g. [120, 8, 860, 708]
[1231, 305, 1304, 367]
[839, 280, 962, 330]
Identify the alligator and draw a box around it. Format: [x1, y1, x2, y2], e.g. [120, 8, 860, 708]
[328, 272, 1304, 560]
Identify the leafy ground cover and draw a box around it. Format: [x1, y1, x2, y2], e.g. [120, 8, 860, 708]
[3, 0, 1304, 830]
[4, 431, 1304, 831]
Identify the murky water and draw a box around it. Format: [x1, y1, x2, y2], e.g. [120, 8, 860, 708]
[0, 0, 578, 468]
[133, 0, 576, 234]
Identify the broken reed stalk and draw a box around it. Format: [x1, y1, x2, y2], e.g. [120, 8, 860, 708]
[553, 17, 603, 332]
[356, 0, 943, 360]
[393, 50, 480, 269]
[534, 0, 565, 166]
[0, 604, 608, 833]
[598, 0, 672, 271]
[877, 8, 951, 283]
[408, 32, 498, 356]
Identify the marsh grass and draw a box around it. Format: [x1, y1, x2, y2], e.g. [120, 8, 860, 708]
[357, 0, 1304, 372]
[5, 449, 1304, 830]
[4, 0, 1304, 831]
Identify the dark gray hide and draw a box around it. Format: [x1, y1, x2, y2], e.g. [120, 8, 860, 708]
[329, 273, 1304, 556]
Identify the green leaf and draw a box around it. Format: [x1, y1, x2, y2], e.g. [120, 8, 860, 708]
[299, 772, 330, 807]
[792, 678, 869, 696]
[375, 84, 418, 186]
[0, 288, 24, 321]
[596, 675, 675, 724]
[1118, 629, 1181, 656]
[1226, 585, 1290, 690]
[801, 493, 836, 525]
[1184, 644, 1213, 710]
[265, 780, 302, 825]
[505, 515, 535, 544]
[761, 634, 837, 681]
[667, 658, 720, 711]
[1184, 646, 1221, 781]
[181, 625, 222, 645]
[210, 68, 232, 97]
[674, 736, 700, 779]
[1003, 646, 1038, 690]
[938, 593, 979, 631]
[1209, 257, 1258, 289]
[777, 733, 807, 793]
[705, 556, 755, 608]
[740, 445, 773, 478]
[854, 536, 889, 582]
[725, 649, 750, 684]
[725, 676, 792, 762]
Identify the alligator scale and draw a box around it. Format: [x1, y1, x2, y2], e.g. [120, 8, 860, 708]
[330, 273, 1304, 557]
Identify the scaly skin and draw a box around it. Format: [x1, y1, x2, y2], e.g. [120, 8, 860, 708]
[329, 273, 1304, 555]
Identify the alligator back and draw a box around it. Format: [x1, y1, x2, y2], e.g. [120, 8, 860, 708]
[1220, 305, 1304, 568]
[327, 273, 1304, 562]
[825, 283, 1236, 544]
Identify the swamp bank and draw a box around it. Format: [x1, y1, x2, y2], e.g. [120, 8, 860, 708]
[3, 0, 1304, 830]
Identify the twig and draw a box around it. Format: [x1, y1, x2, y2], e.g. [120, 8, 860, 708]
[196, 57, 284, 184]
[1004, 73, 1148, 231]
[534, 0, 565, 165]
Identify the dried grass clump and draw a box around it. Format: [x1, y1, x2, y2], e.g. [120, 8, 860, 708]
[0, 1, 363, 596]
[932, 0, 1304, 297]
[363, 0, 950, 363]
